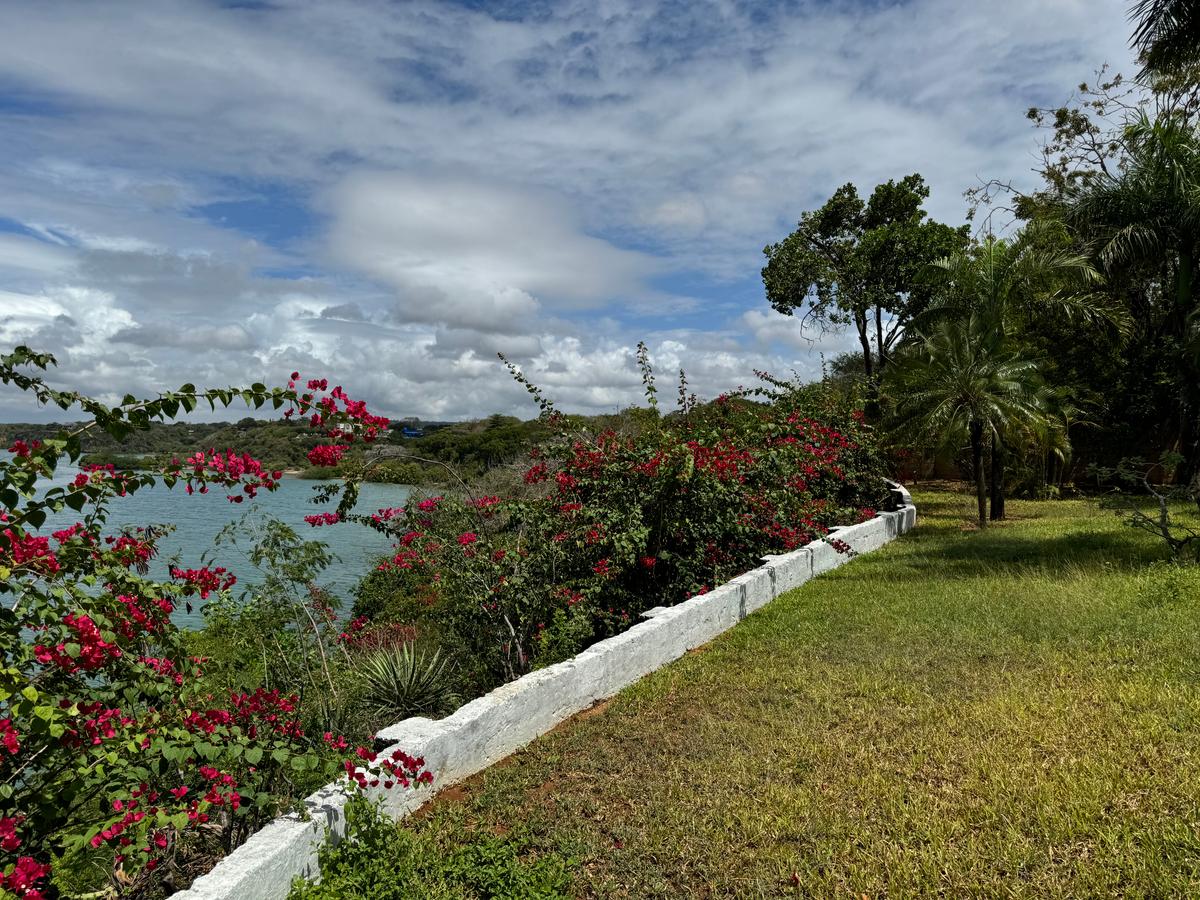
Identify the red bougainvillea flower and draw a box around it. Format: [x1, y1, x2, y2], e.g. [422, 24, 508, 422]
[457, 532, 478, 546]
[0, 529, 60, 575]
[170, 565, 236, 599]
[303, 513, 341, 527]
[303, 444, 346, 468]
[370, 507, 405, 523]
[0, 720, 18, 756]
[0, 817, 21, 852]
[3, 856, 50, 899]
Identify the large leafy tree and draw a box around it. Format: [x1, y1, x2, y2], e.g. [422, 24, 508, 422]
[761, 174, 968, 386]
[891, 314, 1048, 528]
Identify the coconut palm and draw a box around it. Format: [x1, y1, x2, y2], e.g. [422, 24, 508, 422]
[892, 314, 1049, 528]
[1131, 0, 1200, 78]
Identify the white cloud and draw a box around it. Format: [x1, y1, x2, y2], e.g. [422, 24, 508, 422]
[0, 0, 1139, 422]
[324, 171, 660, 329]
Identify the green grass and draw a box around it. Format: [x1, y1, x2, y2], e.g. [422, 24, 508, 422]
[323, 490, 1200, 898]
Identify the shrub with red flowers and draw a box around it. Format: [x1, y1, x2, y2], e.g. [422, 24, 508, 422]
[338, 345, 886, 686]
[0, 347, 423, 898]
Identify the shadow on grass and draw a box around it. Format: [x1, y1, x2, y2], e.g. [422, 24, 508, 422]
[904, 528, 1163, 577]
[864, 504, 1167, 582]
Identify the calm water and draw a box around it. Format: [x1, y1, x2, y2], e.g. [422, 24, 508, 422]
[33, 466, 410, 629]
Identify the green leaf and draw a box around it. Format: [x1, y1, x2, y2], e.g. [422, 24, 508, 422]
[244, 746, 263, 765]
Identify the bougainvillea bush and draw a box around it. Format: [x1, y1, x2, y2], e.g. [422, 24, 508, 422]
[336, 347, 886, 687]
[0, 348, 425, 899]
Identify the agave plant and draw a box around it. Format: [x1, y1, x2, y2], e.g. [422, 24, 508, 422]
[356, 643, 459, 723]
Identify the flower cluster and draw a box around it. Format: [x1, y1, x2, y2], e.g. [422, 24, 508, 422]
[306, 443, 348, 467]
[0, 528, 59, 575]
[173, 449, 282, 502]
[342, 746, 433, 793]
[304, 512, 342, 527]
[2, 856, 49, 899]
[6, 440, 38, 458]
[34, 613, 122, 672]
[284, 372, 391, 470]
[169, 565, 236, 599]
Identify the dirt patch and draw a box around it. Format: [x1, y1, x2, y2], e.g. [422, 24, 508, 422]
[410, 783, 470, 819]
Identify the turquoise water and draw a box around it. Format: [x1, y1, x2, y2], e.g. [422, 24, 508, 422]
[33, 466, 410, 629]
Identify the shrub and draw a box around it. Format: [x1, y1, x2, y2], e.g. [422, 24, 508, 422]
[355, 644, 459, 724]
[327, 347, 886, 686]
[0, 347, 420, 898]
[289, 797, 572, 900]
[1093, 454, 1200, 563]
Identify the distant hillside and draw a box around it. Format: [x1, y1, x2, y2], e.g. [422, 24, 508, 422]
[0, 408, 664, 485]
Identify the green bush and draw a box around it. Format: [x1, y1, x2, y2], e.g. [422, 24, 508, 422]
[334, 352, 885, 687]
[290, 798, 572, 900]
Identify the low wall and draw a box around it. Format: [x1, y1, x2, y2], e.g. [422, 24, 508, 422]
[175, 482, 916, 899]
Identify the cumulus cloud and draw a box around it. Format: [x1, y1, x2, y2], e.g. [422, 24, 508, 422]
[324, 171, 660, 328]
[0, 0, 1137, 421]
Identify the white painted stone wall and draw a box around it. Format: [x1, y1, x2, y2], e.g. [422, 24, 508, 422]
[174, 482, 916, 900]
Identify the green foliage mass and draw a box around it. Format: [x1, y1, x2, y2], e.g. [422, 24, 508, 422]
[289, 798, 572, 900]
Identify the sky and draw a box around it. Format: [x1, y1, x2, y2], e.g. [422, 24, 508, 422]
[0, 0, 1135, 423]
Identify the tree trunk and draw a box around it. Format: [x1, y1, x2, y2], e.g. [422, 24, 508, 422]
[874, 305, 886, 374]
[856, 308, 881, 419]
[855, 310, 874, 382]
[971, 420, 987, 528]
[989, 434, 1006, 520]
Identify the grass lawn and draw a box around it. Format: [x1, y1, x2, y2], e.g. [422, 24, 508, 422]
[305, 489, 1200, 898]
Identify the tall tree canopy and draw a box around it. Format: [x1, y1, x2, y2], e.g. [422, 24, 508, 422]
[1068, 111, 1200, 481]
[761, 174, 968, 383]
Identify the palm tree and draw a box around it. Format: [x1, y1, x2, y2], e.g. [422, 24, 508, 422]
[1068, 111, 1200, 480]
[1131, 0, 1200, 78]
[914, 221, 1107, 518]
[891, 314, 1049, 528]
[920, 220, 1108, 343]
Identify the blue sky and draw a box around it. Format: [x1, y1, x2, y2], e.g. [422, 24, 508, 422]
[0, 0, 1133, 420]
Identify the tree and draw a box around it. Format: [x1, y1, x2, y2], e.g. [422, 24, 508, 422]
[1068, 111, 1200, 484]
[761, 174, 968, 388]
[890, 314, 1048, 528]
[914, 220, 1106, 517]
[1132, 0, 1200, 78]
